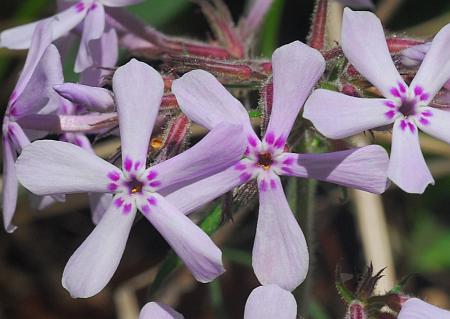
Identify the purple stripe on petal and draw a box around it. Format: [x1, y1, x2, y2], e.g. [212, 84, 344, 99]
[75, 2, 85, 12]
[123, 203, 132, 214]
[384, 100, 396, 108]
[281, 166, 293, 174]
[90, 2, 97, 10]
[259, 179, 268, 192]
[149, 181, 161, 187]
[147, 170, 158, 180]
[385, 110, 396, 119]
[398, 82, 406, 93]
[124, 157, 133, 172]
[114, 197, 124, 208]
[108, 171, 120, 181]
[265, 132, 275, 145]
[274, 136, 286, 149]
[414, 86, 423, 96]
[234, 162, 247, 170]
[248, 136, 258, 147]
[408, 122, 416, 133]
[134, 161, 141, 171]
[270, 179, 277, 190]
[282, 157, 295, 165]
[74, 137, 84, 147]
[419, 117, 429, 125]
[421, 110, 433, 117]
[141, 204, 150, 214]
[244, 147, 250, 156]
[240, 172, 252, 182]
[147, 197, 157, 206]
[108, 183, 118, 191]
[400, 119, 407, 131]
[390, 87, 400, 97]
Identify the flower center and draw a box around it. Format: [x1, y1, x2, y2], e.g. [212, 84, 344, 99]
[257, 152, 273, 170]
[126, 176, 144, 194]
[398, 98, 418, 117]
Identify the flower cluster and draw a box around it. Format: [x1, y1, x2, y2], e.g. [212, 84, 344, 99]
[1, 1, 449, 318]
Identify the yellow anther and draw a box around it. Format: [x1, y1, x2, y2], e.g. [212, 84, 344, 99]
[151, 137, 164, 151]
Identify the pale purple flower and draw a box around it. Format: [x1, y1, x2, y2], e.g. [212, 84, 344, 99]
[15, 59, 247, 298]
[1, 21, 65, 232]
[168, 41, 389, 292]
[139, 302, 184, 319]
[304, 9, 450, 193]
[244, 285, 297, 319]
[398, 298, 450, 319]
[0, 0, 139, 72]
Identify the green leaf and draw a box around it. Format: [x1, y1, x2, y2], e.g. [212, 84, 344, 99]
[200, 205, 222, 236]
[209, 279, 227, 319]
[13, 0, 48, 24]
[260, 0, 285, 57]
[308, 300, 330, 319]
[409, 214, 450, 272]
[127, 0, 192, 27]
[319, 81, 338, 91]
[328, 58, 347, 82]
[336, 281, 355, 304]
[248, 109, 262, 118]
[390, 274, 414, 294]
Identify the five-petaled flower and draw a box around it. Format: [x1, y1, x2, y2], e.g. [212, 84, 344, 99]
[15, 59, 247, 298]
[0, 0, 140, 72]
[168, 40, 389, 309]
[304, 8, 450, 193]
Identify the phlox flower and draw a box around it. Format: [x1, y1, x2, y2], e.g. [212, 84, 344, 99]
[139, 302, 184, 319]
[1, 21, 67, 232]
[16, 59, 247, 298]
[168, 41, 389, 302]
[304, 9, 450, 193]
[0, 0, 140, 72]
[398, 298, 450, 319]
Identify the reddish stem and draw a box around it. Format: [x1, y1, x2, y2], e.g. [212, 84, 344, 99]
[308, 0, 328, 50]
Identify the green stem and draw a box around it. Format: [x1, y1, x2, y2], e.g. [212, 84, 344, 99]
[260, 0, 285, 57]
[295, 130, 320, 317]
[209, 279, 227, 319]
